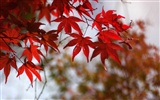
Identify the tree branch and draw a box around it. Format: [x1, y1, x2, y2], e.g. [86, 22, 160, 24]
[36, 68, 47, 100]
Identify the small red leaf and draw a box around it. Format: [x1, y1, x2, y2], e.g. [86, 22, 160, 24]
[54, 16, 83, 34]
[17, 61, 42, 84]
[122, 24, 130, 30]
[64, 39, 78, 49]
[4, 64, 11, 83]
[100, 52, 108, 64]
[82, 45, 89, 62]
[107, 48, 121, 63]
[38, 4, 51, 23]
[25, 68, 33, 84]
[90, 48, 101, 61]
[64, 33, 93, 61]
[0, 39, 15, 52]
[41, 31, 59, 52]
[29, 67, 42, 81]
[64, 22, 71, 33]
[72, 45, 81, 61]
[21, 44, 44, 63]
[91, 41, 121, 65]
[98, 30, 122, 43]
[69, 21, 82, 34]
[0, 54, 17, 83]
[17, 65, 25, 77]
[110, 43, 123, 50]
[21, 48, 32, 61]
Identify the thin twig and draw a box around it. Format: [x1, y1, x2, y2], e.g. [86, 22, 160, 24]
[34, 78, 37, 100]
[83, 24, 89, 36]
[26, 79, 37, 91]
[58, 36, 70, 46]
[36, 68, 47, 100]
[81, 14, 100, 31]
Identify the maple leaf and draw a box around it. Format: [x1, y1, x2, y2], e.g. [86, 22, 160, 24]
[0, 0, 132, 84]
[40, 30, 59, 52]
[22, 31, 41, 45]
[97, 30, 122, 43]
[0, 39, 15, 52]
[1, 28, 22, 45]
[92, 13, 102, 31]
[21, 44, 44, 63]
[26, 18, 44, 33]
[76, 5, 91, 18]
[0, 28, 21, 52]
[75, 0, 94, 18]
[38, 4, 51, 23]
[51, 0, 71, 17]
[0, 53, 17, 83]
[53, 16, 83, 34]
[113, 23, 131, 33]
[92, 9, 126, 31]
[17, 61, 42, 84]
[100, 9, 121, 27]
[91, 41, 123, 64]
[100, 9, 131, 32]
[64, 33, 93, 62]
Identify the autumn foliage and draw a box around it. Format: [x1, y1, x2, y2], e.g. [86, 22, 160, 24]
[0, 0, 131, 83]
[47, 21, 160, 99]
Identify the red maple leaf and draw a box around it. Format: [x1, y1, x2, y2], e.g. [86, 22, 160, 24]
[40, 30, 59, 52]
[101, 9, 131, 32]
[38, 4, 51, 23]
[75, 0, 95, 18]
[0, 28, 21, 52]
[0, 38, 15, 52]
[0, 53, 17, 83]
[17, 61, 42, 84]
[92, 13, 102, 31]
[0, 0, 132, 84]
[21, 44, 44, 63]
[91, 41, 123, 64]
[51, 0, 71, 17]
[53, 16, 84, 34]
[64, 33, 93, 62]
[97, 30, 122, 43]
[1, 28, 22, 45]
[26, 18, 44, 33]
[92, 8, 131, 33]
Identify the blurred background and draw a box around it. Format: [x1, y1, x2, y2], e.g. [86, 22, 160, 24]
[0, 0, 159, 100]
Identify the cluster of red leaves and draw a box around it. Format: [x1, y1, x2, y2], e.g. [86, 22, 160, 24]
[0, 0, 131, 84]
